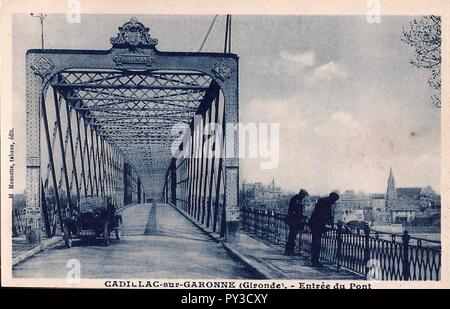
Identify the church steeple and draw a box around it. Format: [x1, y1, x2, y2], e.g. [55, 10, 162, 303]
[385, 166, 397, 207]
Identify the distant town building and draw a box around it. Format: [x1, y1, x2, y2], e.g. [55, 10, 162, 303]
[241, 179, 286, 209]
[385, 166, 397, 208]
[382, 167, 440, 226]
[341, 209, 364, 223]
[335, 190, 372, 223]
[334, 167, 440, 227]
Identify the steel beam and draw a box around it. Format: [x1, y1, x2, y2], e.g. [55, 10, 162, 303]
[137, 178, 142, 203]
[90, 128, 99, 196]
[65, 102, 81, 204]
[83, 122, 94, 196]
[170, 158, 177, 206]
[197, 116, 206, 223]
[76, 113, 88, 196]
[40, 92, 63, 236]
[123, 162, 132, 205]
[53, 90, 73, 211]
[187, 134, 194, 216]
[41, 182, 52, 238]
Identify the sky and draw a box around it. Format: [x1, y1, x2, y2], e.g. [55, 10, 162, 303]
[11, 14, 441, 195]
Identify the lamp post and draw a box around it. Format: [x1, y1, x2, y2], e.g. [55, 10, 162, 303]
[30, 13, 47, 50]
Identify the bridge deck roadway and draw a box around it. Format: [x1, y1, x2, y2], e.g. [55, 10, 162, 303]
[12, 203, 260, 279]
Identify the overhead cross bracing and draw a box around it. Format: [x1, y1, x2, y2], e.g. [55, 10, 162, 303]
[51, 69, 213, 196]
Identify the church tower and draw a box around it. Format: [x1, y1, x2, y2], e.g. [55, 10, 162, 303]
[385, 166, 397, 209]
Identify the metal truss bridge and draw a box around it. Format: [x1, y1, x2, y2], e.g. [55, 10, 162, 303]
[15, 17, 440, 282]
[23, 17, 239, 244]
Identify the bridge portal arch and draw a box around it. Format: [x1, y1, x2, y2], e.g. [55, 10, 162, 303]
[25, 17, 239, 244]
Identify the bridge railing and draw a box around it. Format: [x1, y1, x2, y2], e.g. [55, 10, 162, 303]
[241, 207, 441, 281]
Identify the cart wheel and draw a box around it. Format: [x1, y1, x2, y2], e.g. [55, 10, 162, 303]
[103, 224, 110, 246]
[63, 224, 72, 248]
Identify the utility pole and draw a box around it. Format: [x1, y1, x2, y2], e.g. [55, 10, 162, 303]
[223, 15, 232, 53]
[31, 13, 47, 50]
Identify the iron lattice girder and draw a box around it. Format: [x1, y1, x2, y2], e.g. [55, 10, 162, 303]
[54, 70, 210, 102]
[53, 70, 213, 154]
[83, 113, 194, 120]
[58, 71, 212, 88]
[97, 131, 177, 137]
[51, 69, 218, 195]
[70, 106, 198, 112]
[86, 120, 186, 127]
[67, 89, 205, 105]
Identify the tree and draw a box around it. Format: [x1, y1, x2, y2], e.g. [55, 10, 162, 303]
[402, 16, 441, 108]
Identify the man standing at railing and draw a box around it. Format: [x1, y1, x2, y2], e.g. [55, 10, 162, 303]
[284, 189, 309, 256]
[308, 192, 340, 267]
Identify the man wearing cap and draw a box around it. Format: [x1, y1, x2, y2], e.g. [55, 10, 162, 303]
[308, 192, 340, 267]
[284, 189, 309, 256]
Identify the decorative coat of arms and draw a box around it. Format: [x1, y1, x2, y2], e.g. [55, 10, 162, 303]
[110, 17, 158, 50]
[110, 17, 157, 69]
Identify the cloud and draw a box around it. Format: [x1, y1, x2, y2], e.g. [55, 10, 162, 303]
[311, 61, 347, 81]
[279, 50, 315, 67]
[313, 111, 365, 138]
[331, 112, 362, 130]
[272, 50, 316, 77]
[276, 52, 348, 86]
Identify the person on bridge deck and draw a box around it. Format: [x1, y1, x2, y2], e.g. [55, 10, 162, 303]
[106, 197, 116, 220]
[308, 192, 340, 267]
[284, 189, 309, 256]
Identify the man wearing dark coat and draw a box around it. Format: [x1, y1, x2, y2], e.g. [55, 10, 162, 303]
[106, 197, 116, 221]
[284, 189, 309, 256]
[308, 192, 340, 267]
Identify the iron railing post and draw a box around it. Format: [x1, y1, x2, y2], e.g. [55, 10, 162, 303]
[269, 209, 273, 242]
[402, 231, 411, 280]
[336, 222, 343, 270]
[256, 209, 261, 236]
[264, 209, 268, 239]
[242, 207, 247, 231]
[253, 208, 257, 234]
[364, 225, 370, 277]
